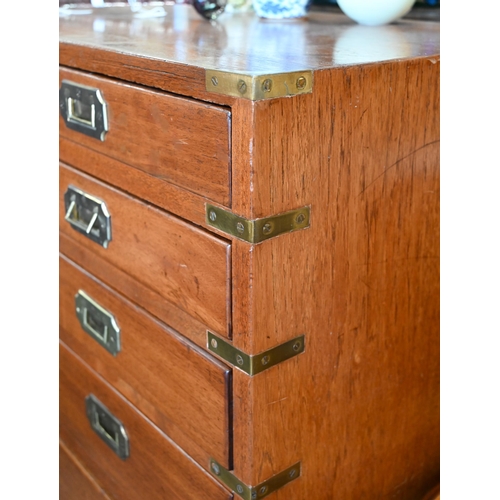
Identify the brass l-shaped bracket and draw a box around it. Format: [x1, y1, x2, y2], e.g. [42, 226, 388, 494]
[209, 459, 301, 500]
[205, 70, 313, 101]
[207, 332, 305, 376]
[206, 204, 310, 244]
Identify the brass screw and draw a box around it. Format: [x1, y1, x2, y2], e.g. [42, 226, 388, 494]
[211, 76, 219, 86]
[236, 354, 244, 366]
[209, 210, 217, 222]
[237, 80, 247, 94]
[296, 76, 307, 90]
[293, 341, 301, 352]
[296, 213, 305, 224]
[211, 462, 221, 475]
[236, 485, 244, 494]
[262, 79, 273, 93]
[211, 338, 218, 349]
[236, 222, 245, 234]
[261, 355, 270, 366]
[262, 223, 272, 235]
[289, 469, 297, 478]
[259, 486, 268, 496]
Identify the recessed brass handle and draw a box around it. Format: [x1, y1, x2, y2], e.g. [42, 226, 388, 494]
[85, 394, 129, 460]
[75, 290, 121, 356]
[64, 185, 112, 248]
[59, 80, 108, 140]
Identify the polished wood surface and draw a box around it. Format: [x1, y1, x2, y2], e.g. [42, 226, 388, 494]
[60, 9, 439, 500]
[59, 137, 209, 229]
[60, 67, 231, 206]
[60, 440, 111, 500]
[230, 58, 440, 499]
[60, 163, 232, 338]
[60, 254, 232, 469]
[60, 341, 233, 500]
[60, 231, 212, 349]
[59, 6, 439, 72]
[423, 484, 440, 500]
[59, 6, 439, 104]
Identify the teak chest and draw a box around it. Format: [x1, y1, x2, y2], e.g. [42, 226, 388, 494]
[59, 7, 440, 499]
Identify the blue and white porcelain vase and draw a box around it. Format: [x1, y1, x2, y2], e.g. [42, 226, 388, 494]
[252, 0, 312, 20]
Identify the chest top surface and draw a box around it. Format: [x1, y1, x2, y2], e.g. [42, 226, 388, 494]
[59, 5, 440, 75]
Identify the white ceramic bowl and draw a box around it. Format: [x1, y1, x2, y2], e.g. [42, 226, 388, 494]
[336, 0, 416, 26]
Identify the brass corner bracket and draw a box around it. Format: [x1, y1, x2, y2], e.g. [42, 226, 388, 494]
[209, 459, 301, 500]
[206, 204, 310, 244]
[207, 332, 305, 376]
[205, 70, 313, 101]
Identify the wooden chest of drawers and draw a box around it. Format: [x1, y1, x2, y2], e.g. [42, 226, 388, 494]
[59, 6, 440, 499]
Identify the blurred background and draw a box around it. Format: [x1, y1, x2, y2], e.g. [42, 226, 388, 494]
[59, 0, 440, 21]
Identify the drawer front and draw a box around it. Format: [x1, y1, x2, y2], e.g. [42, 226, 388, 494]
[60, 440, 111, 500]
[60, 163, 231, 338]
[59, 67, 231, 206]
[60, 254, 232, 469]
[60, 342, 233, 500]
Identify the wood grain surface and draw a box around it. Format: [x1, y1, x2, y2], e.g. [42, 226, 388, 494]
[59, 67, 231, 206]
[60, 254, 232, 469]
[60, 440, 111, 500]
[59, 11, 439, 500]
[60, 163, 232, 338]
[230, 58, 440, 499]
[59, 231, 212, 349]
[59, 7, 439, 106]
[423, 484, 440, 500]
[59, 341, 233, 500]
[59, 137, 210, 227]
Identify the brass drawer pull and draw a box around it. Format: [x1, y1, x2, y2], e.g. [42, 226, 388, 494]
[75, 290, 121, 356]
[64, 185, 112, 248]
[85, 394, 129, 460]
[59, 80, 108, 140]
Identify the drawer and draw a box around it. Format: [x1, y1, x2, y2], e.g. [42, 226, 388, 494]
[59, 67, 231, 206]
[60, 440, 111, 500]
[60, 163, 231, 338]
[60, 341, 233, 500]
[59, 254, 232, 469]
